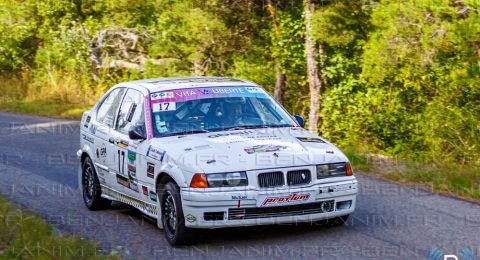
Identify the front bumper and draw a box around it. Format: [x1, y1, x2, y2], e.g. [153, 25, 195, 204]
[180, 179, 357, 228]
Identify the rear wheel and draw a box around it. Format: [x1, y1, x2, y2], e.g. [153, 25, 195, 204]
[82, 157, 111, 210]
[160, 182, 194, 246]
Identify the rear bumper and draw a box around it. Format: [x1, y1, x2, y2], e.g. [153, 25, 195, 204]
[180, 179, 357, 228]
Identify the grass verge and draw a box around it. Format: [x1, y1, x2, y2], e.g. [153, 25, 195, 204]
[343, 148, 373, 172]
[385, 163, 480, 201]
[0, 99, 90, 120]
[0, 197, 115, 259]
[345, 149, 480, 202]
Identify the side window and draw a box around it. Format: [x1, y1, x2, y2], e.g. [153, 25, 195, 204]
[96, 88, 126, 127]
[116, 89, 145, 135]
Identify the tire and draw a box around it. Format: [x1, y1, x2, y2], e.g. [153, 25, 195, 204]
[82, 157, 111, 210]
[160, 182, 194, 246]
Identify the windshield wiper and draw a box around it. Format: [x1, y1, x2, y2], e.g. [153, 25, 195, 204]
[223, 125, 265, 131]
[169, 129, 210, 136]
[262, 124, 292, 128]
[223, 125, 292, 131]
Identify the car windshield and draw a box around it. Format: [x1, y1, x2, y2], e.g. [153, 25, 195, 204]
[149, 86, 296, 137]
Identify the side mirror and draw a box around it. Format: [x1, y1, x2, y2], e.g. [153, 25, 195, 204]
[128, 125, 146, 140]
[293, 115, 305, 128]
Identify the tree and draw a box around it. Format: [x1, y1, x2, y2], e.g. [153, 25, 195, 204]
[266, 0, 287, 103]
[304, 0, 323, 133]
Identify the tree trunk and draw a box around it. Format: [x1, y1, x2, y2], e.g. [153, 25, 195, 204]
[273, 63, 286, 102]
[193, 58, 205, 76]
[267, 0, 287, 103]
[304, 0, 322, 134]
[318, 44, 327, 88]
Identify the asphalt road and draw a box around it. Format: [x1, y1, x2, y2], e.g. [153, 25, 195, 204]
[0, 111, 479, 259]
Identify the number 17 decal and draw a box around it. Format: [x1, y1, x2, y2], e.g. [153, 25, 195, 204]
[152, 102, 176, 112]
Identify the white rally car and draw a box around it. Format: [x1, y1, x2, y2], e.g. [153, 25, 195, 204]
[77, 77, 357, 245]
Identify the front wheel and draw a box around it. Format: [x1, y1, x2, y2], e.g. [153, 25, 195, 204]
[160, 182, 194, 246]
[82, 157, 111, 210]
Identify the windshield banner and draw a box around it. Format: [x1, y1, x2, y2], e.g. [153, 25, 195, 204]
[150, 86, 268, 104]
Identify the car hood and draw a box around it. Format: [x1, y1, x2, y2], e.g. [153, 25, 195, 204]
[149, 127, 348, 173]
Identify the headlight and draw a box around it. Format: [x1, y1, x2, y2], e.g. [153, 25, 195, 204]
[316, 163, 352, 179]
[206, 172, 248, 187]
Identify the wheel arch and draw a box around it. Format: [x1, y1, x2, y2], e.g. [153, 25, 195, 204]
[155, 172, 177, 193]
[79, 142, 95, 167]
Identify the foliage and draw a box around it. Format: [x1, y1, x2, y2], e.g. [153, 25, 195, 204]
[0, 0, 479, 167]
[0, 0, 38, 72]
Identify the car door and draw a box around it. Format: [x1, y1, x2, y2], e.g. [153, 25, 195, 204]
[92, 87, 126, 188]
[111, 88, 148, 199]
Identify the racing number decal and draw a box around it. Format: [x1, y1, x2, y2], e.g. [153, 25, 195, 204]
[160, 102, 170, 110]
[117, 150, 125, 175]
[152, 102, 176, 112]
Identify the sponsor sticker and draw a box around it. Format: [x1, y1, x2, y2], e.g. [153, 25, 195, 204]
[99, 143, 107, 163]
[245, 87, 264, 93]
[149, 86, 268, 105]
[128, 164, 136, 172]
[149, 191, 157, 202]
[84, 115, 91, 128]
[116, 174, 129, 187]
[147, 162, 155, 178]
[118, 174, 139, 192]
[151, 91, 174, 100]
[259, 192, 312, 207]
[184, 144, 211, 152]
[129, 181, 139, 192]
[128, 170, 136, 178]
[118, 140, 129, 148]
[232, 195, 247, 200]
[89, 124, 97, 134]
[185, 214, 196, 223]
[147, 146, 166, 161]
[145, 95, 153, 140]
[208, 130, 255, 138]
[128, 150, 136, 163]
[244, 145, 287, 154]
[82, 134, 94, 144]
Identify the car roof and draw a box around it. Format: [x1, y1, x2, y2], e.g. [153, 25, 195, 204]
[122, 76, 260, 93]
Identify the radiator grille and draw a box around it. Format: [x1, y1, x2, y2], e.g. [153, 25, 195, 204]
[287, 170, 311, 186]
[258, 171, 284, 188]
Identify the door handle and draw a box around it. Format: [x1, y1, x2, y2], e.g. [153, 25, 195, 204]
[108, 137, 115, 144]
